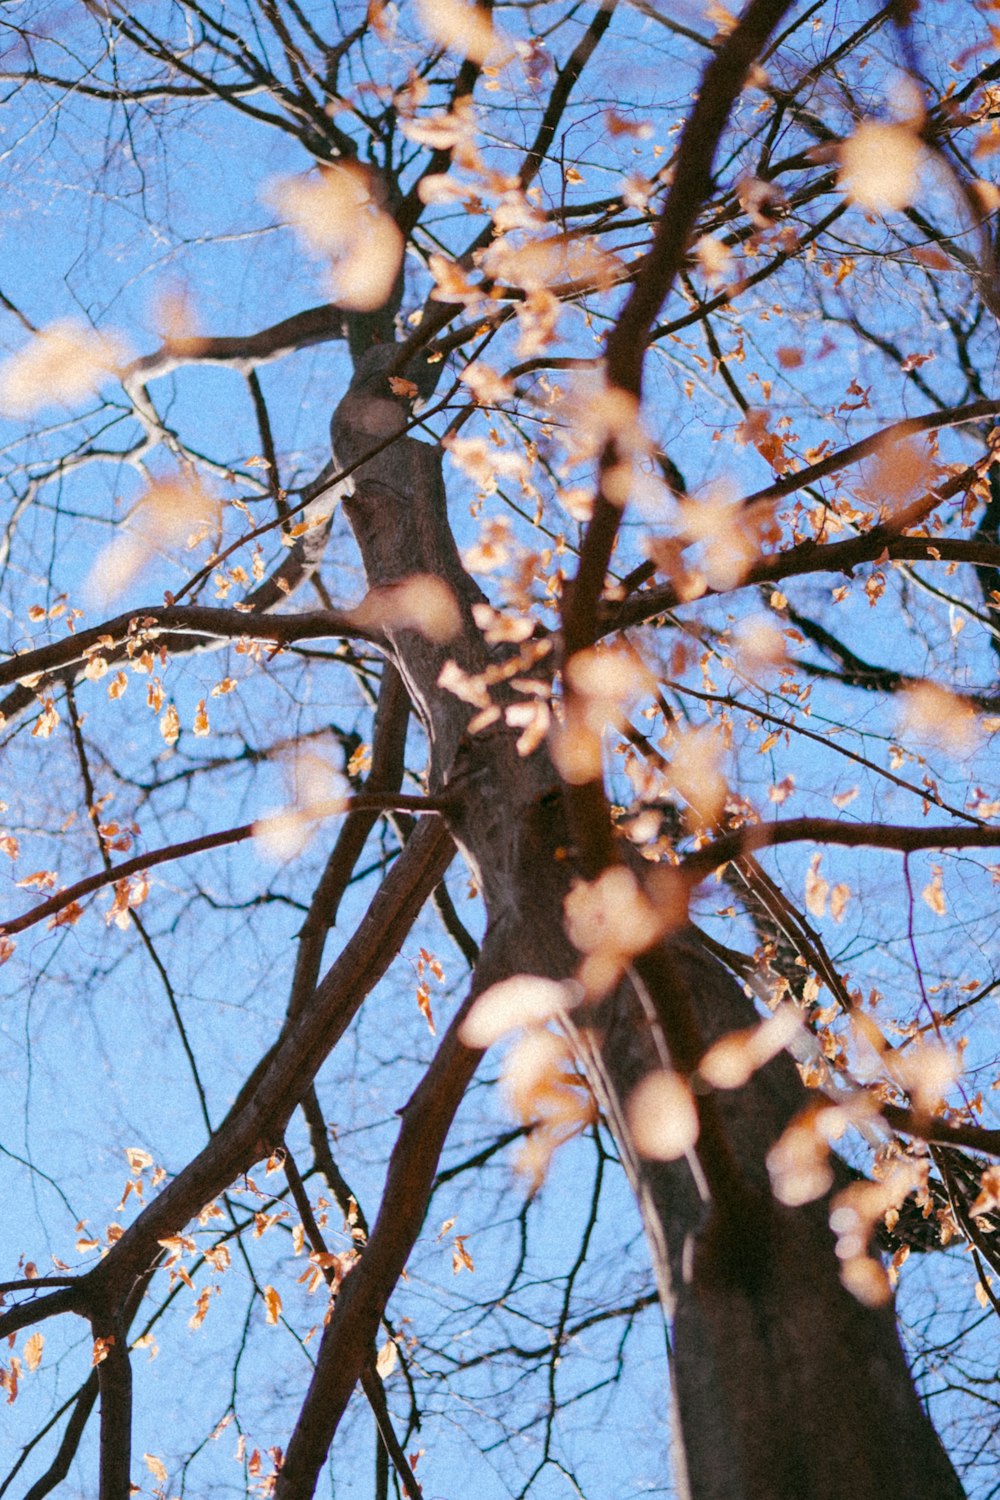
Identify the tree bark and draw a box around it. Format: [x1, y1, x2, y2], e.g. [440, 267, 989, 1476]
[330, 346, 966, 1500]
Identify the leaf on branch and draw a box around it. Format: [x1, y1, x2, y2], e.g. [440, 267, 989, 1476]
[501, 1028, 597, 1188]
[970, 1164, 1000, 1217]
[86, 476, 220, 608]
[266, 166, 403, 312]
[890, 1041, 960, 1113]
[254, 750, 349, 860]
[663, 725, 728, 830]
[105, 873, 150, 929]
[1, 1359, 20, 1403]
[31, 697, 59, 739]
[387, 376, 419, 399]
[452, 1234, 475, 1274]
[734, 616, 786, 673]
[736, 175, 789, 228]
[677, 488, 764, 590]
[504, 697, 551, 757]
[900, 684, 978, 754]
[481, 234, 622, 297]
[204, 1244, 231, 1273]
[626, 1071, 699, 1161]
[854, 434, 934, 516]
[460, 975, 578, 1048]
[831, 786, 859, 810]
[416, 982, 436, 1035]
[23, 1333, 43, 1372]
[159, 702, 180, 750]
[414, 0, 511, 64]
[418, 172, 479, 206]
[438, 659, 492, 711]
[767, 1096, 879, 1207]
[830, 883, 851, 922]
[563, 866, 666, 997]
[402, 97, 480, 161]
[144, 1453, 168, 1484]
[838, 122, 925, 213]
[553, 645, 656, 786]
[699, 1005, 801, 1090]
[910, 245, 952, 271]
[188, 1287, 212, 1331]
[263, 1285, 282, 1325]
[192, 699, 210, 737]
[831, 1159, 927, 1305]
[428, 253, 484, 306]
[448, 438, 530, 496]
[471, 602, 534, 645]
[0, 319, 129, 418]
[461, 362, 514, 405]
[805, 854, 829, 918]
[347, 575, 462, 642]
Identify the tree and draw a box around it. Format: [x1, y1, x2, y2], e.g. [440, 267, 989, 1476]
[1, 0, 1000, 1494]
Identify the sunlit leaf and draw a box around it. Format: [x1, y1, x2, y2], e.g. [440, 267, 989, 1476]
[460, 975, 578, 1048]
[0, 320, 129, 417]
[838, 121, 924, 212]
[626, 1071, 699, 1161]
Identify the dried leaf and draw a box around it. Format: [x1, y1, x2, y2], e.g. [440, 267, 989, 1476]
[86, 476, 220, 607]
[460, 975, 578, 1048]
[839, 122, 924, 212]
[144, 1453, 168, 1484]
[922, 866, 947, 916]
[452, 1234, 475, 1274]
[699, 1006, 801, 1090]
[626, 1071, 699, 1161]
[347, 575, 461, 643]
[0, 320, 129, 417]
[192, 699, 210, 737]
[805, 853, 828, 919]
[900, 683, 978, 754]
[268, 166, 404, 312]
[414, 0, 509, 63]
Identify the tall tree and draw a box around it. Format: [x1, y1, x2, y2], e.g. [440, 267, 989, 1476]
[1, 1, 999, 1496]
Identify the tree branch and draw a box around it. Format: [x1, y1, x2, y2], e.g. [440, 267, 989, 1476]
[0, 795, 447, 939]
[276, 1008, 482, 1498]
[682, 818, 1000, 878]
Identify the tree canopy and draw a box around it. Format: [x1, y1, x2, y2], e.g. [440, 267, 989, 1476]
[2, 1, 1000, 1496]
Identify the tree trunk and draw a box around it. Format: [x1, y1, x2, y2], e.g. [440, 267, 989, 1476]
[331, 345, 966, 1500]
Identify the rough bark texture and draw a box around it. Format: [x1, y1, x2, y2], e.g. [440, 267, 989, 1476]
[328, 345, 965, 1500]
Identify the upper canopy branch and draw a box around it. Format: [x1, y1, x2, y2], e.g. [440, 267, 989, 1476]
[0, 604, 380, 696]
[682, 817, 1000, 878]
[123, 304, 349, 388]
[609, 462, 985, 633]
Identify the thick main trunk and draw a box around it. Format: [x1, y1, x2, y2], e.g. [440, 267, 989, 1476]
[332, 350, 965, 1500]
